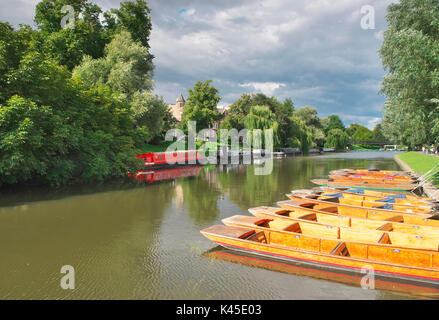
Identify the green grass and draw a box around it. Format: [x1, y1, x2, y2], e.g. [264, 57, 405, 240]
[140, 143, 172, 153]
[397, 151, 439, 175]
[139, 141, 219, 154]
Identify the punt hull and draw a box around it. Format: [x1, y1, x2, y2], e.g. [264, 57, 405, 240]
[202, 231, 439, 289]
[311, 180, 416, 192]
[206, 248, 439, 298]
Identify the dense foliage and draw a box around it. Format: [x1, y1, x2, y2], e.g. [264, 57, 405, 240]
[0, 0, 163, 187]
[180, 80, 221, 132]
[380, 0, 439, 148]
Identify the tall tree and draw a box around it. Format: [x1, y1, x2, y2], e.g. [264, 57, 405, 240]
[294, 106, 326, 148]
[289, 116, 313, 154]
[180, 80, 221, 131]
[325, 129, 349, 151]
[372, 123, 386, 141]
[72, 31, 161, 141]
[380, 0, 439, 148]
[325, 115, 345, 134]
[347, 123, 373, 141]
[244, 105, 279, 147]
[221, 93, 294, 146]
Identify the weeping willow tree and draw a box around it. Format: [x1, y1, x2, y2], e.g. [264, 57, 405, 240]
[244, 105, 280, 148]
[289, 116, 313, 154]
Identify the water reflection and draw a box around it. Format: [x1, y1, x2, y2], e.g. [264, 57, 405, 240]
[0, 151, 425, 299]
[179, 169, 221, 224]
[135, 166, 203, 183]
[0, 182, 175, 299]
[204, 247, 438, 300]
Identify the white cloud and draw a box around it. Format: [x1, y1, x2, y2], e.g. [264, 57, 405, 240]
[340, 115, 382, 129]
[239, 82, 286, 95]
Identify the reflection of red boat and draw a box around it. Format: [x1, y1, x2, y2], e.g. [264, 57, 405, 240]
[134, 166, 203, 183]
[137, 151, 205, 167]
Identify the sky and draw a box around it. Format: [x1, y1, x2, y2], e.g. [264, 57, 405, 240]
[0, 0, 399, 129]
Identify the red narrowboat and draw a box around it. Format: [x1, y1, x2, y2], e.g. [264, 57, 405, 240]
[137, 150, 205, 167]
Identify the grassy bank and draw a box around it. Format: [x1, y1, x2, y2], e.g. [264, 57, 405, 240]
[397, 152, 439, 175]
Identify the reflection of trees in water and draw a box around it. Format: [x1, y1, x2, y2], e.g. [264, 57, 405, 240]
[215, 157, 401, 210]
[179, 170, 221, 224]
[0, 181, 177, 299]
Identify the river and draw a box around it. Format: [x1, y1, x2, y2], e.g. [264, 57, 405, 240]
[0, 151, 430, 299]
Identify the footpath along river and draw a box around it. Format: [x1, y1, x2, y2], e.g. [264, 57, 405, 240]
[0, 151, 426, 299]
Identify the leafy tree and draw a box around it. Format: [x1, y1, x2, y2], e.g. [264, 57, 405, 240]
[294, 106, 322, 128]
[372, 123, 386, 141]
[349, 124, 373, 141]
[379, 0, 439, 148]
[72, 31, 161, 141]
[33, 0, 153, 71]
[244, 105, 279, 147]
[180, 80, 221, 131]
[223, 93, 294, 146]
[325, 115, 345, 134]
[289, 116, 313, 154]
[325, 129, 349, 151]
[294, 106, 326, 148]
[346, 123, 362, 138]
[72, 30, 154, 98]
[34, 0, 110, 70]
[0, 22, 37, 103]
[108, 0, 153, 49]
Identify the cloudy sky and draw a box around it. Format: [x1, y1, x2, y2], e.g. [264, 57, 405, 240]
[0, 0, 398, 129]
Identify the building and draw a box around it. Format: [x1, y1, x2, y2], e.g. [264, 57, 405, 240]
[168, 94, 186, 122]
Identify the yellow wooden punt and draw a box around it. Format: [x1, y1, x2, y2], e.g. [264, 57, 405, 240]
[330, 169, 413, 177]
[223, 215, 439, 251]
[201, 224, 439, 288]
[314, 186, 433, 201]
[277, 199, 439, 227]
[204, 248, 439, 298]
[311, 179, 418, 192]
[328, 174, 417, 184]
[288, 192, 436, 217]
[248, 206, 439, 241]
[289, 189, 438, 211]
[313, 187, 435, 206]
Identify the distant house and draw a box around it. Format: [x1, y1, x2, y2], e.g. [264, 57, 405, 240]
[168, 94, 186, 122]
[168, 94, 229, 139]
[211, 106, 228, 131]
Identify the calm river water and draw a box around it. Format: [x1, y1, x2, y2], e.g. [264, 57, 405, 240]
[0, 151, 431, 299]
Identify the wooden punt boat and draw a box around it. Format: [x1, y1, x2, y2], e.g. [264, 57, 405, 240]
[277, 199, 439, 227]
[223, 215, 439, 251]
[201, 224, 439, 288]
[328, 174, 417, 184]
[287, 192, 436, 217]
[313, 186, 433, 202]
[313, 187, 435, 206]
[204, 248, 439, 298]
[330, 169, 413, 177]
[289, 189, 438, 211]
[311, 179, 418, 192]
[248, 206, 439, 241]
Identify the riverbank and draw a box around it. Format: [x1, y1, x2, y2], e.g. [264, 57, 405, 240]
[394, 152, 439, 200]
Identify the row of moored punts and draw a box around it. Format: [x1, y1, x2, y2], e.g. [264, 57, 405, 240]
[201, 168, 439, 293]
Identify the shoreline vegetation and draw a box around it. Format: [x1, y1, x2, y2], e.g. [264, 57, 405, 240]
[397, 152, 439, 177]
[0, 0, 383, 190]
[2, 0, 436, 188]
[396, 152, 439, 200]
